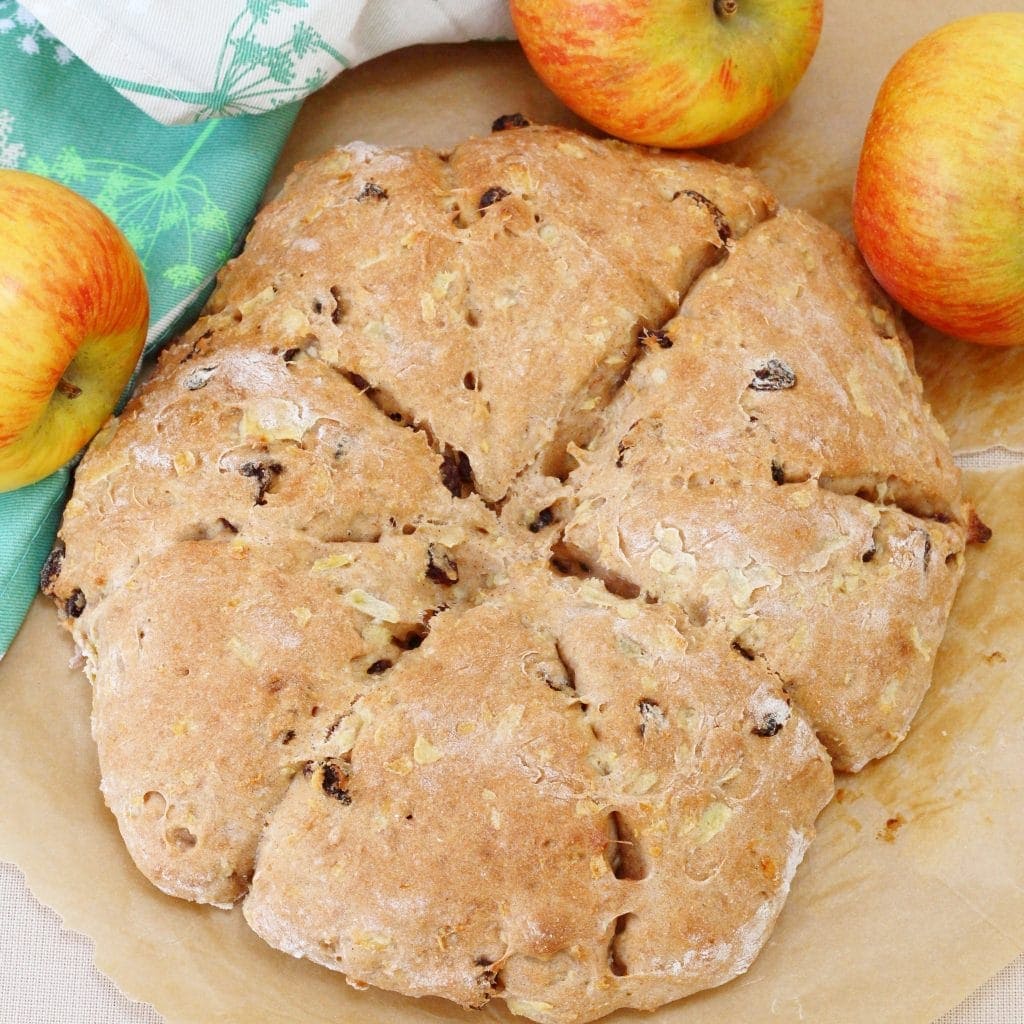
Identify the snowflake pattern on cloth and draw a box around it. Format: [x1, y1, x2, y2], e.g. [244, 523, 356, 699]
[0, 2, 73, 64]
[0, 108, 24, 167]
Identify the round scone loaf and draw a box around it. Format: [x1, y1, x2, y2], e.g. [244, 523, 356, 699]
[44, 121, 981, 1024]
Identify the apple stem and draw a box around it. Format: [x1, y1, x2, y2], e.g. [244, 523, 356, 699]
[714, 0, 738, 17]
[56, 377, 82, 400]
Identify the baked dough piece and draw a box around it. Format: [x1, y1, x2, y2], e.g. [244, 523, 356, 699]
[51, 317, 499, 613]
[244, 573, 832, 1024]
[43, 123, 972, 1023]
[207, 130, 775, 499]
[560, 211, 966, 771]
[563, 479, 963, 771]
[87, 536, 479, 906]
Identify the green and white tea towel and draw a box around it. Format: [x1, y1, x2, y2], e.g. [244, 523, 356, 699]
[20, 0, 513, 123]
[0, 0, 512, 657]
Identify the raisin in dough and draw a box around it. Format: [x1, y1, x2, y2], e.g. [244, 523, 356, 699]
[45, 123, 973, 1024]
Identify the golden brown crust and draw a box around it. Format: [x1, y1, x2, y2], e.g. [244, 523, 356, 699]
[559, 209, 968, 771]
[244, 574, 832, 1024]
[206, 128, 775, 501]
[44, 125, 967, 1023]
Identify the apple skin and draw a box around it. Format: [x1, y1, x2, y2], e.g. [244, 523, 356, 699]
[510, 0, 823, 148]
[0, 170, 149, 491]
[853, 14, 1024, 347]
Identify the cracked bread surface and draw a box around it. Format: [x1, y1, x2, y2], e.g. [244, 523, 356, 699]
[244, 572, 831, 1022]
[45, 123, 968, 1023]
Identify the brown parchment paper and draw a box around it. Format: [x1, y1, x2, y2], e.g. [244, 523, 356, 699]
[3, 2, 1024, 1021]
[913, 321, 1024, 455]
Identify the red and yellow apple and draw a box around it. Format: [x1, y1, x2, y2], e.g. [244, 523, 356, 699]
[853, 14, 1024, 347]
[510, 0, 823, 148]
[0, 170, 148, 491]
